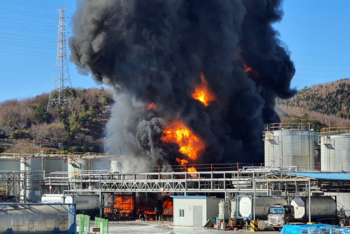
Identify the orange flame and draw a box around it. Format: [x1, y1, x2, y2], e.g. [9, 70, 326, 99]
[161, 121, 205, 160]
[113, 197, 134, 214]
[191, 74, 216, 106]
[244, 64, 259, 78]
[147, 103, 156, 111]
[176, 157, 198, 177]
[187, 166, 198, 176]
[163, 198, 173, 215]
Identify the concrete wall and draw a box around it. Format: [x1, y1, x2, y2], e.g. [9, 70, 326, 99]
[173, 196, 220, 227]
[206, 198, 220, 220]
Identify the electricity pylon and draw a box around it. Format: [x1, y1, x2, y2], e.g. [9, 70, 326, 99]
[47, 7, 72, 111]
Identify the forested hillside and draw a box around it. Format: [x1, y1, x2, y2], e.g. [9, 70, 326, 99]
[277, 78, 350, 130]
[1, 78, 350, 154]
[0, 88, 113, 154]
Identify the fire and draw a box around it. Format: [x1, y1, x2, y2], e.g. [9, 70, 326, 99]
[113, 197, 134, 214]
[191, 74, 216, 106]
[163, 198, 173, 215]
[161, 121, 205, 160]
[147, 103, 156, 111]
[187, 166, 198, 175]
[176, 158, 198, 177]
[244, 64, 259, 78]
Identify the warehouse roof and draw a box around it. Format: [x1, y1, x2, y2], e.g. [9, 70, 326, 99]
[171, 196, 220, 199]
[253, 171, 350, 181]
[283, 171, 350, 181]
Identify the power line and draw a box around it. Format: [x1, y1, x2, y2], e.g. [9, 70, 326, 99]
[0, 9, 56, 18]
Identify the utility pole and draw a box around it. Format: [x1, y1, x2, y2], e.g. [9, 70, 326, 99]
[47, 7, 72, 111]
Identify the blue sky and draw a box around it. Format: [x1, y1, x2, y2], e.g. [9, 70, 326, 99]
[0, 0, 349, 103]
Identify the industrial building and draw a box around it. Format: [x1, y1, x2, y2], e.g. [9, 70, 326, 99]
[172, 196, 220, 226]
[1, 123, 350, 231]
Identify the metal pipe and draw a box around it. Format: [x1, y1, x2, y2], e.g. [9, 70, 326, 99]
[308, 179, 311, 223]
[253, 180, 256, 221]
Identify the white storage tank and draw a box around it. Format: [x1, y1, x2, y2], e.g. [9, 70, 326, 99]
[264, 123, 315, 171]
[0, 156, 19, 171]
[111, 159, 119, 173]
[320, 129, 350, 215]
[230, 199, 237, 219]
[44, 157, 67, 176]
[237, 195, 287, 220]
[88, 156, 111, 171]
[320, 133, 350, 171]
[291, 196, 336, 219]
[218, 199, 229, 220]
[67, 158, 88, 179]
[20, 157, 43, 203]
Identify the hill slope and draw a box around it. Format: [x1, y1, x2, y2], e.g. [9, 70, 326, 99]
[0, 87, 113, 153]
[276, 78, 350, 130]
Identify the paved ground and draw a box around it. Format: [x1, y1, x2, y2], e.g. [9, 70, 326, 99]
[105, 221, 281, 234]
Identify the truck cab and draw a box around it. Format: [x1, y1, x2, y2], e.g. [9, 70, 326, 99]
[267, 205, 295, 230]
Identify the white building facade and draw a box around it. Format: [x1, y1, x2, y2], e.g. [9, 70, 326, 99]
[172, 196, 220, 226]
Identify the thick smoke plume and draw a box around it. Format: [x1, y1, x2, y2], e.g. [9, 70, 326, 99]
[70, 0, 296, 173]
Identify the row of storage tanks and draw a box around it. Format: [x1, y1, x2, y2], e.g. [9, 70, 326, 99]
[219, 195, 337, 221]
[0, 155, 119, 203]
[264, 123, 350, 215]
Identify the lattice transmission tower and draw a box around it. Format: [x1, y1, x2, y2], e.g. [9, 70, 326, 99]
[47, 7, 72, 111]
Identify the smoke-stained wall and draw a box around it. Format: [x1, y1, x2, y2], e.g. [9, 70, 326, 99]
[69, 0, 296, 173]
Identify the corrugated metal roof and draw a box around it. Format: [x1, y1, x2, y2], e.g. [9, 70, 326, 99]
[170, 196, 220, 199]
[282, 172, 350, 181]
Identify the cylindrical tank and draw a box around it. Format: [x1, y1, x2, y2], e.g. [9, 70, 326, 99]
[88, 157, 111, 171]
[218, 199, 229, 220]
[20, 157, 42, 203]
[44, 157, 68, 176]
[291, 196, 336, 219]
[0, 156, 20, 171]
[111, 159, 119, 173]
[68, 158, 88, 179]
[230, 199, 237, 219]
[41, 194, 99, 211]
[0, 204, 74, 232]
[320, 134, 350, 171]
[237, 196, 287, 219]
[264, 123, 315, 171]
[0, 156, 20, 197]
[320, 132, 350, 215]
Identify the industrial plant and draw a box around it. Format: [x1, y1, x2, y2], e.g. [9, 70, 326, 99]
[1, 0, 350, 233]
[1, 123, 350, 232]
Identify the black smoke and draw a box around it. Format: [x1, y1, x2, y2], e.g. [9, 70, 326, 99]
[69, 0, 296, 173]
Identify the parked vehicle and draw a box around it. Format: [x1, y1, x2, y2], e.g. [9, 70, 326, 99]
[41, 194, 99, 217]
[268, 196, 342, 230]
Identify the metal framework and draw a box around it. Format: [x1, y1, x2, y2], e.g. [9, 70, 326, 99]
[47, 170, 271, 195]
[47, 7, 72, 110]
[0, 171, 26, 201]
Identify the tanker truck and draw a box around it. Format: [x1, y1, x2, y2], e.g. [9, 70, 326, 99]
[237, 195, 288, 220]
[267, 196, 339, 230]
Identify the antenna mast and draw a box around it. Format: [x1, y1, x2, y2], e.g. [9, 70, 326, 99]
[47, 7, 72, 110]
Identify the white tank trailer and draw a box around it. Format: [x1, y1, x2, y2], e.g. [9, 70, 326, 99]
[291, 196, 337, 221]
[41, 194, 99, 217]
[237, 195, 288, 220]
[237, 195, 337, 221]
[0, 203, 76, 233]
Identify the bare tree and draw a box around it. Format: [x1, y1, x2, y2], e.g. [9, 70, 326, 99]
[48, 123, 67, 143]
[0, 123, 14, 137]
[31, 123, 49, 142]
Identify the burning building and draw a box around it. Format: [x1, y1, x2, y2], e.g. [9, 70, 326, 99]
[69, 0, 296, 173]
